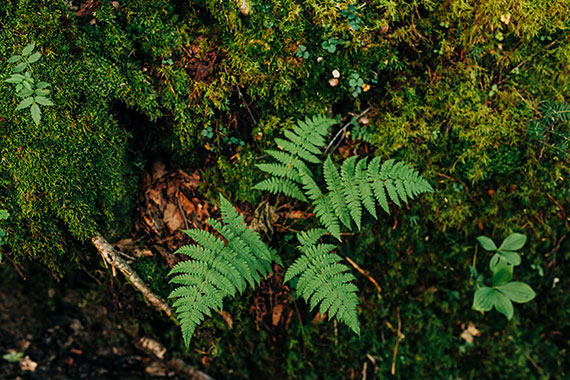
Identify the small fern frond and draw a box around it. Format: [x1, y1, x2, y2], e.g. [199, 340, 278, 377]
[284, 229, 360, 335]
[169, 195, 279, 347]
[255, 116, 339, 199]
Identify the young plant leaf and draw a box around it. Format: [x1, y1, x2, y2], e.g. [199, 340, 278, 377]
[7, 55, 21, 63]
[28, 51, 41, 63]
[498, 250, 521, 266]
[35, 96, 53, 106]
[493, 291, 514, 320]
[472, 286, 495, 311]
[476, 236, 497, 251]
[492, 264, 513, 286]
[35, 88, 50, 96]
[30, 103, 41, 125]
[17, 88, 34, 97]
[36, 82, 50, 89]
[16, 97, 34, 110]
[12, 62, 27, 73]
[498, 233, 527, 251]
[22, 43, 35, 56]
[5, 76, 24, 84]
[496, 282, 536, 303]
[489, 253, 500, 271]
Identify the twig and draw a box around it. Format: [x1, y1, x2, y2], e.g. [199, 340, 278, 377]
[234, 79, 258, 126]
[177, 191, 190, 230]
[344, 256, 382, 294]
[91, 234, 177, 324]
[391, 307, 403, 375]
[324, 107, 372, 154]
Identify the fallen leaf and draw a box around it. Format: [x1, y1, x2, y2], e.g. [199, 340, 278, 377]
[151, 161, 167, 181]
[163, 203, 184, 233]
[460, 322, 481, 344]
[272, 304, 284, 326]
[218, 310, 233, 329]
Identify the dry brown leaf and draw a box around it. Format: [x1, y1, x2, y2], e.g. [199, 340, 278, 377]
[179, 193, 196, 215]
[19, 356, 38, 372]
[145, 360, 168, 376]
[163, 203, 184, 233]
[218, 310, 233, 329]
[272, 304, 284, 326]
[148, 188, 163, 207]
[151, 161, 167, 181]
[460, 322, 481, 344]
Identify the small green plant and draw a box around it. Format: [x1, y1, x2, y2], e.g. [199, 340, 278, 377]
[2, 351, 24, 363]
[5, 43, 54, 125]
[321, 38, 340, 53]
[472, 233, 536, 320]
[528, 102, 570, 157]
[296, 45, 309, 59]
[340, 5, 363, 31]
[348, 73, 364, 97]
[0, 210, 8, 263]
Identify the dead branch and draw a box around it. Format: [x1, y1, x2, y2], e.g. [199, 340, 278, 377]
[91, 234, 176, 323]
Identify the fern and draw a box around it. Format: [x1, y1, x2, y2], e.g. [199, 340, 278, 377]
[253, 115, 433, 334]
[168, 195, 279, 346]
[284, 229, 360, 334]
[528, 102, 570, 157]
[255, 115, 433, 239]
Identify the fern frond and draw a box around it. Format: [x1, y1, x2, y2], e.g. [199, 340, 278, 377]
[255, 116, 339, 199]
[169, 195, 279, 347]
[284, 229, 360, 335]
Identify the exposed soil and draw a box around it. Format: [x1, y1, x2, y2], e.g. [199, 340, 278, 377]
[0, 264, 183, 380]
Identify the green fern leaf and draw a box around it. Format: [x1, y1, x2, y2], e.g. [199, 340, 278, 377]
[284, 229, 360, 334]
[323, 156, 351, 228]
[169, 195, 279, 347]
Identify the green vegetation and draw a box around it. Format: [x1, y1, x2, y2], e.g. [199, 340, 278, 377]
[473, 233, 536, 320]
[1, 0, 569, 378]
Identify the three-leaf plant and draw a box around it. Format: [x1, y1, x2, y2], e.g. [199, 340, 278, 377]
[472, 233, 536, 320]
[5, 43, 54, 125]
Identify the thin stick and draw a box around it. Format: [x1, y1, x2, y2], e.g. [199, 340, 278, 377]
[391, 307, 403, 375]
[234, 80, 258, 126]
[324, 107, 372, 154]
[344, 256, 382, 294]
[177, 191, 190, 230]
[91, 234, 177, 324]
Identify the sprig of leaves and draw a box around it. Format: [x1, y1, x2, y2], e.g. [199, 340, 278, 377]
[472, 233, 536, 320]
[5, 43, 54, 125]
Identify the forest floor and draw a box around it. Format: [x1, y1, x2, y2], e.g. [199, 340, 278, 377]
[0, 265, 192, 380]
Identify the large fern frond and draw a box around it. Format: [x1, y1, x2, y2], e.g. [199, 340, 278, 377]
[169, 195, 279, 346]
[284, 229, 360, 334]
